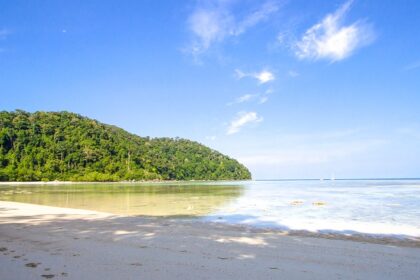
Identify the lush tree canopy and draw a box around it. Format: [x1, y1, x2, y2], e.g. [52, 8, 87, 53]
[0, 110, 251, 181]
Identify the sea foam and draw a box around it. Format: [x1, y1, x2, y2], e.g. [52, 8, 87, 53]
[205, 180, 420, 238]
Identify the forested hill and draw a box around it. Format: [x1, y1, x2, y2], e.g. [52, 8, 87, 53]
[0, 110, 251, 181]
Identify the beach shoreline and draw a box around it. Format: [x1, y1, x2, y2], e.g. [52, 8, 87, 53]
[0, 181, 188, 185]
[1, 180, 419, 242]
[0, 180, 247, 186]
[1, 201, 420, 279]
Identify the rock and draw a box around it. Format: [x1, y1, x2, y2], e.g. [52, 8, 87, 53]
[312, 201, 326, 206]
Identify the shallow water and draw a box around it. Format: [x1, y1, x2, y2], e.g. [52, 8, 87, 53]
[204, 180, 420, 238]
[1, 180, 419, 237]
[0, 182, 243, 216]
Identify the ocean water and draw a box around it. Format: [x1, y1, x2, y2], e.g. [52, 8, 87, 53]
[0, 183, 243, 216]
[0, 179, 419, 238]
[204, 180, 420, 238]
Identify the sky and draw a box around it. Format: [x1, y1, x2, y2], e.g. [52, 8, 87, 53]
[1, 0, 420, 179]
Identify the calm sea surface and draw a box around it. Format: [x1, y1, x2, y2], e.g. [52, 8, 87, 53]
[1, 180, 419, 237]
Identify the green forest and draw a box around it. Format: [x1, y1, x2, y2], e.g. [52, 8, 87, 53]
[0, 110, 251, 181]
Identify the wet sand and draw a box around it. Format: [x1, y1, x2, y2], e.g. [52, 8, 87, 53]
[1, 201, 419, 280]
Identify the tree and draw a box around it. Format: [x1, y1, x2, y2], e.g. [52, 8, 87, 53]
[0, 110, 252, 181]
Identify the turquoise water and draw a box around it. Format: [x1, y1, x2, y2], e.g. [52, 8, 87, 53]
[0, 182, 243, 216]
[1, 179, 419, 237]
[205, 180, 420, 237]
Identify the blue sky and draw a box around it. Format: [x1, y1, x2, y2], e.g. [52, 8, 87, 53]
[1, 0, 419, 179]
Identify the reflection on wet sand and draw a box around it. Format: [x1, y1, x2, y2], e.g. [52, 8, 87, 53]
[0, 183, 244, 216]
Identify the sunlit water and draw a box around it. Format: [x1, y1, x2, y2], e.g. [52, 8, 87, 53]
[0, 182, 243, 216]
[1, 180, 419, 237]
[204, 180, 420, 238]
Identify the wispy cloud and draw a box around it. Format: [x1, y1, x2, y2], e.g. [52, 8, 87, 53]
[294, 0, 374, 62]
[227, 111, 263, 135]
[236, 94, 255, 103]
[227, 94, 257, 105]
[259, 96, 269, 104]
[258, 88, 274, 104]
[188, 6, 232, 56]
[229, 89, 274, 106]
[235, 69, 275, 84]
[288, 70, 299, 77]
[232, 2, 279, 36]
[187, 1, 279, 56]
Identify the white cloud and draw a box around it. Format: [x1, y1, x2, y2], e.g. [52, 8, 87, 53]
[188, 7, 233, 55]
[229, 88, 274, 106]
[294, 0, 374, 62]
[228, 94, 257, 105]
[234, 69, 247, 79]
[255, 70, 275, 83]
[235, 69, 275, 84]
[227, 112, 263, 135]
[187, 1, 278, 56]
[265, 88, 274, 94]
[236, 94, 254, 103]
[259, 96, 269, 104]
[233, 1, 279, 36]
[272, 29, 296, 50]
[259, 88, 274, 104]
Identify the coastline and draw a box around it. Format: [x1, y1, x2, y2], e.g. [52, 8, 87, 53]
[0, 181, 184, 185]
[1, 201, 419, 279]
[2, 181, 419, 241]
[0, 180, 247, 185]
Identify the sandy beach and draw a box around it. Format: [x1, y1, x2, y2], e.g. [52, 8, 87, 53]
[1, 201, 419, 280]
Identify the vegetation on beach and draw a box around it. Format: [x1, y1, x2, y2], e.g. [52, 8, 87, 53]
[0, 110, 251, 181]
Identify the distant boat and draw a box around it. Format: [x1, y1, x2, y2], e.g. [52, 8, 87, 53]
[331, 173, 335, 181]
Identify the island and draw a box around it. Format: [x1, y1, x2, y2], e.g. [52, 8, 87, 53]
[0, 110, 251, 182]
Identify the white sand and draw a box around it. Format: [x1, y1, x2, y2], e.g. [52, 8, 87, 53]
[1, 201, 419, 280]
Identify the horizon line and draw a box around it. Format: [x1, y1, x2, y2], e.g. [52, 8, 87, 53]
[254, 177, 420, 181]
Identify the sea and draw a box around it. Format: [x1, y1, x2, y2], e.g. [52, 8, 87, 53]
[0, 179, 419, 238]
